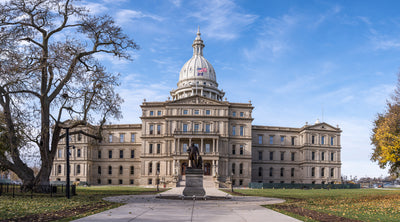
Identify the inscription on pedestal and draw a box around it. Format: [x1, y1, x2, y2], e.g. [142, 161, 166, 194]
[183, 168, 205, 196]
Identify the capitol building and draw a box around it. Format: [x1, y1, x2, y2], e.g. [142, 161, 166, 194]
[50, 30, 342, 187]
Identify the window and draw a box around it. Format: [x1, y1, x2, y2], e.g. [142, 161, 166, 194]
[269, 136, 274, 144]
[148, 179, 152, 185]
[183, 124, 188, 132]
[330, 168, 334, 177]
[157, 144, 161, 154]
[194, 124, 199, 132]
[130, 179, 134, 185]
[312, 151, 315, 160]
[108, 166, 112, 175]
[331, 137, 334, 145]
[291, 152, 295, 161]
[321, 136, 325, 145]
[239, 180, 243, 186]
[130, 166, 134, 175]
[280, 168, 284, 177]
[291, 137, 295, 146]
[118, 150, 123, 158]
[280, 152, 284, 161]
[269, 167, 273, 177]
[239, 163, 243, 174]
[78, 134, 82, 141]
[232, 126, 236, 136]
[157, 125, 161, 134]
[232, 145, 236, 155]
[108, 179, 112, 184]
[157, 111, 161, 116]
[240, 112, 244, 117]
[77, 149, 81, 157]
[239, 145, 244, 155]
[232, 180, 236, 186]
[156, 162, 160, 173]
[131, 150, 135, 158]
[258, 167, 263, 177]
[291, 168, 294, 177]
[119, 166, 123, 174]
[148, 163, 152, 174]
[149, 144, 153, 154]
[206, 110, 210, 115]
[330, 152, 334, 161]
[183, 144, 188, 152]
[232, 163, 236, 174]
[311, 135, 315, 144]
[119, 179, 123, 185]
[108, 134, 113, 143]
[321, 168, 325, 177]
[280, 136, 284, 144]
[183, 110, 188, 115]
[194, 110, 199, 115]
[232, 111, 236, 117]
[150, 111, 154, 116]
[205, 124, 210, 132]
[311, 167, 315, 177]
[205, 144, 210, 153]
[258, 135, 263, 144]
[98, 150, 101, 159]
[98, 166, 101, 175]
[269, 151, 274, 160]
[58, 149, 62, 158]
[57, 165, 62, 174]
[150, 125, 154, 134]
[321, 152, 325, 161]
[120, 134, 124, 143]
[258, 151, 263, 160]
[108, 150, 112, 158]
[240, 126, 244, 136]
[131, 134, 135, 142]
[97, 179, 101, 184]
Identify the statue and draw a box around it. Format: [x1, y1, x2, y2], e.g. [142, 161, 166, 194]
[187, 143, 202, 168]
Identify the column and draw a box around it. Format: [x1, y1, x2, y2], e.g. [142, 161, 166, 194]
[216, 139, 219, 153]
[216, 160, 219, 176]
[177, 138, 180, 155]
[212, 139, 215, 154]
[200, 138, 204, 153]
[212, 160, 216, 176]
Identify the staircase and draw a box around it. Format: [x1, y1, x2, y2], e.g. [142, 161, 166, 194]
[203, 176, 216, 188]
[178, 175, 185, 187]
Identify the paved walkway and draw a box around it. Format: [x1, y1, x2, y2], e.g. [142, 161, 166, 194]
[73, 188, 301, 222]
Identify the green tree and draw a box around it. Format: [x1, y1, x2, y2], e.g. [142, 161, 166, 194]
[0, 0, 138, 191]
[371, 74, 400, 177]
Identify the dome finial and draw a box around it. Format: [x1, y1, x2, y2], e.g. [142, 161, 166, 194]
[196, 26, 201, 40]
[192, 26, 204, 56]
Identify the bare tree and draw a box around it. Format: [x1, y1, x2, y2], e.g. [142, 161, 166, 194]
[0, 0, 138, 191]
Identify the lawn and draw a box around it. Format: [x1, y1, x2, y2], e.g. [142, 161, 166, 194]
[227, 188, 400, 222]
[0, 186, 164, 221]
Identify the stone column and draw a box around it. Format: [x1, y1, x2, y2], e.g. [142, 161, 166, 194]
[212, 139, 215, 154]
[200, 138, 204, 153]
[177, 138, 180, 155]
[216, 139, 219, 153]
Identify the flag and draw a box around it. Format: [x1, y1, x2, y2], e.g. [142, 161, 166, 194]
[197, 68, 207, 76]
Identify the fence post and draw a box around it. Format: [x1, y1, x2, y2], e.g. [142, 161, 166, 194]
[50, 185, 53, 197]
[12, 184, 15, 198]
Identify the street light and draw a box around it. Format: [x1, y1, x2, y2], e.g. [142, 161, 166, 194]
[231, 172, 234, 193]
[64, 127, 75, 199]
[156, 170, 160, 191]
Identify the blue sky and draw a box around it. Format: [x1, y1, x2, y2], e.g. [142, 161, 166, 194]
[83, 0, 400, 178]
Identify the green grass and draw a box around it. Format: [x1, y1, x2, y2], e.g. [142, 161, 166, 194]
[228, 188, 400, 222]
[0, 186, 164, 221]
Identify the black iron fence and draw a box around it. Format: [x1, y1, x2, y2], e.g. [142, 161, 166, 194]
[249, 182, 361, 189]
[0, 183, 76, 198]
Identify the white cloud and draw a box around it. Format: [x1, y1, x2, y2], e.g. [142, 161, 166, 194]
[81, 2, 109, 15]
[170, 0, 182, 7]
[190, 0, 257, 40]
[116, 9, 164, 25]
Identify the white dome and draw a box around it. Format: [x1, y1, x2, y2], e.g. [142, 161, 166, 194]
[178, 55, 216, 85]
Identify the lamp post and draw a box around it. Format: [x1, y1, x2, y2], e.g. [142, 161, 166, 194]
[65, 128, 71, 199]
[156, 170, 160, 192]
[231, 172, 234, 193]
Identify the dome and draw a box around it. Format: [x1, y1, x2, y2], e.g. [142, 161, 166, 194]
[178, 55, 217, 86]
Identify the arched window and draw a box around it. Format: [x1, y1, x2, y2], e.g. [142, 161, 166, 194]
[57, 165, 62, 174]
[119, 166, 123, 174]
[258, 167, 263, 177]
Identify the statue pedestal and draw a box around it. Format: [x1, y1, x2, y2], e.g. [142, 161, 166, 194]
[183, 168, 205, 197]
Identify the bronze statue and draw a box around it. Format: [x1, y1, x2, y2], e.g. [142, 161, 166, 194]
[187, 143, 202, 168]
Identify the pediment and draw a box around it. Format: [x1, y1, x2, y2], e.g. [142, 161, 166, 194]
[168, 95, 225, 105]
[304, 122, 340, 132]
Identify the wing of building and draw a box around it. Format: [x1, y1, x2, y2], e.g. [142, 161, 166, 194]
[50, 29, 342, 187]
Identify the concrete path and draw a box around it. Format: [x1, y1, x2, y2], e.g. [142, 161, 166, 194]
[73, 188, 301, 222]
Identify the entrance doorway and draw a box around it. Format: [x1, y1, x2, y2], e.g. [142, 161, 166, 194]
[204, 162, 211, 175]
[181, 162, 187, 175]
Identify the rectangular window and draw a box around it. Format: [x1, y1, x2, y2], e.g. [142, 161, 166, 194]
[156, 163, 160, 173]
[58, 149, 62, 158]
[108, 166, 112, 175]
[183, 144, 188, 153]
[205, 124, 210, 132]
[258, 135, 263, 144]
[321, 168, 325, 177]
[321, 152, 325, 161]
[119, 166, 123, 174]
[312, 135, 315, 144]
[240, 126, 244, 136]
[183, 110, 188, 115]
[131, 134, 135, 142]
[157, 125, 161, 134]
[194, 110, 199, 115]
[131, 150, 135, 158]
[240, 112, 244, 117]
[157, 144, 161, 154]
[239, 163, 243, 174]
[150, 125, 154, 134]
[149, 144, 153, 154]
[258, 151, 263, 160]
[77, 165, 81, 174]
[232, 111, 236, 117]
[149, 163, 152, 174]
[280, 136, 284, 144]
[280, 152, 284, 161]
[206, 110, 210, 115]
[240, 145, 244, 155]
[291, 168, 294, 177]
[312, 151, 315, 160]
[232, 126, 236, 136]
[108, 179, 112, 184]
[269, 151, 274, 160]
[98, 166, 101, 175]
[280, 168, 284, 177]
[148, 179, 152, 185]
[183, 124, 188, 132]
[330, 168, 334, 177]
[232, 163, 236, 174]
[269, 136, 274, 144]
[269, 168, 273, 177]
[108, 134, 113, 143]
[194, 124, 199, 132]
[232, 145, 236, 155]
[157, 111, 161, 116]
[120, 134, 124, 143]
[119, 179, 123, 185]
[331, 137, 334, 145]
[330, 152, 334, 161]
[311, 167, 315, 177]
[291, 152, 295, 161]
[119, 150, 124, 158]
[98, 150, 101, 159]
[321, 136, 325, 145]
[108, 150, 112, 158]
[239, 180, 243, 186]
[291, 137, 295, 146]
[130, 179, 134, 185]
[205, 144, 210, 153]
[150, 111, 154, 116]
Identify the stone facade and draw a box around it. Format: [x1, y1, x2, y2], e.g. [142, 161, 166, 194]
[50, 30, 342, 187]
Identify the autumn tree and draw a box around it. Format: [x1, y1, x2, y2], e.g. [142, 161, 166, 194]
[371, 74, 400, 178]
[0, 0, 138, 191]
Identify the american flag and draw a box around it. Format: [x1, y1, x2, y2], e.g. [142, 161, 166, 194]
[197, 68, 207, 76]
